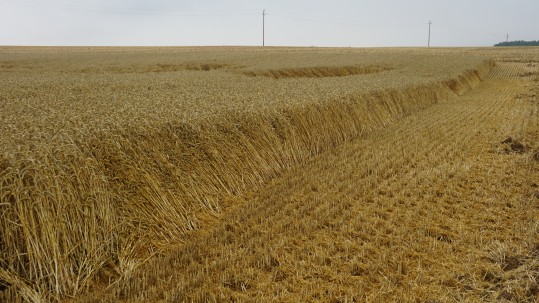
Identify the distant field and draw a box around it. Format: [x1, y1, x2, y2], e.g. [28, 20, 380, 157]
[0, 47, 538, 302]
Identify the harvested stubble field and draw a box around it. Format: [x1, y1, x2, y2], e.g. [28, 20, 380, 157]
[0, 46, 538, 302]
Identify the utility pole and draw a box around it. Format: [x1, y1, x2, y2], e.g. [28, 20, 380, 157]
[428, 21, 432, 47]
[506, 33, 509, 43]
[262, 9, 267, 46]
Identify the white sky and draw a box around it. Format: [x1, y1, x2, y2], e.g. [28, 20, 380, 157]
[0, 0, 537, 47]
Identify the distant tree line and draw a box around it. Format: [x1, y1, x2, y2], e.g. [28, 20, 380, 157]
[494, 40, 539, 47]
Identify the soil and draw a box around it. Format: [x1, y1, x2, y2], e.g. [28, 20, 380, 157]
[502, 255, 523, 271]
[533, 150, 539, 161]
[501, 137, 528, 154]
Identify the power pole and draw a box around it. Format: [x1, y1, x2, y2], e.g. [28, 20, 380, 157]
[428, 20, 432, 47]
[506, 33, 509, 43]
[262, 9, 267, 46]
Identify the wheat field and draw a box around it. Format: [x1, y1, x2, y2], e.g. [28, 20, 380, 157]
[0, 46, 538, 302]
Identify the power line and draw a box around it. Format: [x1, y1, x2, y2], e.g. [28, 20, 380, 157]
[433, 24, 506, 38]
[2, 0, 259, 16]
[270, 12, 423, 27]
[2, 0, 510, 39]
[2, 1, 514, 45]
[270, 12, 509, 41]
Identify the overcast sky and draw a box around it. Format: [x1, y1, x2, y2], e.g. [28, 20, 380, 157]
[0, 0, 537, 47]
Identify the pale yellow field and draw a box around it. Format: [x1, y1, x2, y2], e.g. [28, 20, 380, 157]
[0, 47, 538, 302]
